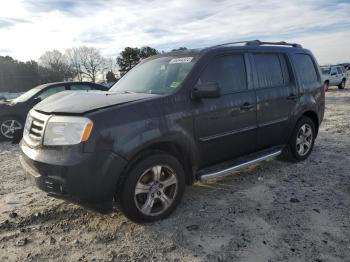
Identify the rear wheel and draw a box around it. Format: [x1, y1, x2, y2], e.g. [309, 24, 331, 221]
[338, 79, 346, 89]
[118, 153, 185, 223]
[282, 117, 316, 162]
[324, 81, 329, 92]
[0, 116, 23, 141]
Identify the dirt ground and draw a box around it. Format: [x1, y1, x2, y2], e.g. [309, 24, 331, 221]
[1, 84, 350, 262]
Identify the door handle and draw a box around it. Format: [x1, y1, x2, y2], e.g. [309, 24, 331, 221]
[287, 93, 298, 100]
[240, 102, 254, 111]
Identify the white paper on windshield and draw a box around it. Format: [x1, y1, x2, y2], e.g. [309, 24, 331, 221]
[169, 57, 193, 64]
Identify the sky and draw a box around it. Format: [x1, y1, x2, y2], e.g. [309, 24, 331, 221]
[0, 0, 349, 65]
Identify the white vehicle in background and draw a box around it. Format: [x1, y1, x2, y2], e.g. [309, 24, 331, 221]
[321, 65, 347, 91]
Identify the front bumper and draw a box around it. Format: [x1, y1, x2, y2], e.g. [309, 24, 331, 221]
[19, 140, 127, 213]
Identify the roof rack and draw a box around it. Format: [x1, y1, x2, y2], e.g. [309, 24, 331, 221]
[214, 40, 302, 48]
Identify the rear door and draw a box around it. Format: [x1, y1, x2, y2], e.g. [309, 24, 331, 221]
[193, 53, 258, 166]
[250, 52, 297, 149]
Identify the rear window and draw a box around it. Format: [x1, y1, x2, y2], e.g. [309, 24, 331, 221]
[253, 53, 290, 88]
[293, 54, 318, 84]
[198, 54, 247, 94]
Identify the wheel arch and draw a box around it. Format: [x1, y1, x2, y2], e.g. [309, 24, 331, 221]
[117, 141, 197, 189]
[301, 110, 319, 136]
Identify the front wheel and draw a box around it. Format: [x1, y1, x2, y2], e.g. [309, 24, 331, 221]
[0, 117, 23, 141]
[338, 79, 346, 89]
[324, 81, 329, 92]
[282, 117, 316, 162]
[118, 153, 185, 223]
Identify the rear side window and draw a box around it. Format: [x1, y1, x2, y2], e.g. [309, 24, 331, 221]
[253, 53, 289, 88]
[198, 54, 247, 94]
[293, 54, 318, 84]
[336, 67, 342, 74]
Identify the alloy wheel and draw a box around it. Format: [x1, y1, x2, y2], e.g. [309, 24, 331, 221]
[296, 123, 313, 156]
[134, 165, 178, 216]
[0, 120, 22, 139]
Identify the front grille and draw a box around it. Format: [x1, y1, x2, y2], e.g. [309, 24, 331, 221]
[23, 109, 51, 147]
[29, 119, 45, 141]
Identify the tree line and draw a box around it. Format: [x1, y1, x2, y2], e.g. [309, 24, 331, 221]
[0, 45, 187, 93]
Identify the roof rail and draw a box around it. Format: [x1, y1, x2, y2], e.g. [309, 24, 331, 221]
[213, 40, 302, 48]
[246, 40, 302, 48]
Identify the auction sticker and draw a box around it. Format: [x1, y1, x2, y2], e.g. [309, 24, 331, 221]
[169, 57, 193, 64]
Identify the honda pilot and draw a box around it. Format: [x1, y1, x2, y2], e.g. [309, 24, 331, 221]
[19, 40, 325, 223]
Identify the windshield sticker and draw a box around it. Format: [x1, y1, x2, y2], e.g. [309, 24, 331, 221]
[169, 57, 193, 64]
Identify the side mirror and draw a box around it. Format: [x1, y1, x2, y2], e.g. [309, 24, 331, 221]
[331, 72, 336, 76]
[192, 82, 220, 99]
[33, 97, 41, 104]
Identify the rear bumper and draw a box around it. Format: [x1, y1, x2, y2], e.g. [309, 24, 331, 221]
[20, 141, 127, 213]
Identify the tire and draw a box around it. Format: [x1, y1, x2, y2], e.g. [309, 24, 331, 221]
[0, 116, 23, 141]
[324, 81, 329, 92]
[282, 116, 316, 162]
[118, 153, 185, 223]
[338, 79, 346, 89]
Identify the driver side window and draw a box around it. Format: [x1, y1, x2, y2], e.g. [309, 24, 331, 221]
[197, 54, 247, 95]
[36, 85, 66, 101]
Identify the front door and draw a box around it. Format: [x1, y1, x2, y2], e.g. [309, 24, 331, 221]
[193, 53, 258, 167]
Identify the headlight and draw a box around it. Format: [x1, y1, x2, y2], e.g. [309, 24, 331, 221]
[43, 116, 93, 146]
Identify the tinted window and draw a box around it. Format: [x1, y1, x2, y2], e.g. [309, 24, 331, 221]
[253, 53, 286, 88]
[337, 67, 342, 74]
[198, 55, 247, 94]
[70, 84, 92, 91]
[278, 54, 291, 84]
[37, 85, 66, 100]
[294, 54, 318, 83]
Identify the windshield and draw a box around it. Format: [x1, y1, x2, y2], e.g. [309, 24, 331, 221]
[321, 67, 330, 74]
[12, 86, 43, 103]
[110, 56, 195, 94]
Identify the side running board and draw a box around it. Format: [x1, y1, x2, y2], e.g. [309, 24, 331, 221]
[200, 150, 282, 181]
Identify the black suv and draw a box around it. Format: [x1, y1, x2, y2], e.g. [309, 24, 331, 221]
[20, 41, 325, 223]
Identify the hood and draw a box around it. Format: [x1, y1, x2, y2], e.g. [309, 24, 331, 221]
[34, 90, 158, 114]
[0, 99, 12, 106]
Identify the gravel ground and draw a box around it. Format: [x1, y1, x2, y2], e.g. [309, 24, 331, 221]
[1, 85, 350, 262]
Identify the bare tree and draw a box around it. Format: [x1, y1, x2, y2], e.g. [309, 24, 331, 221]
[78, 47, 105, 83]
[103, 57, 119, 81]
[39, 50, 73, 81]
[65, 48, 83, 81]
